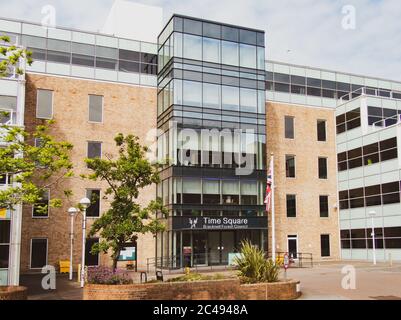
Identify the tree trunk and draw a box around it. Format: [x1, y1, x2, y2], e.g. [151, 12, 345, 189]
[112, 250, 120, 271]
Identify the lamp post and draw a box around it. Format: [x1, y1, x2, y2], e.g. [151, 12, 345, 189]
[79, 197, 91, 288]
[68, 207, 78, 281]
[369, 210, 377, 265]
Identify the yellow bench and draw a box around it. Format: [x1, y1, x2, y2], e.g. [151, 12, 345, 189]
[59, 260, 70, 274]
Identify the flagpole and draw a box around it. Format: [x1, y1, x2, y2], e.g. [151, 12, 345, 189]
[271, 153, 276, 263]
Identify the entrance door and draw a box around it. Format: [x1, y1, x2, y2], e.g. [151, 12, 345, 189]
[287, 235, 298, 259]
[208, 232, 220, 265]
[221, 231, 235, 265]
[193, 232, 207, 265]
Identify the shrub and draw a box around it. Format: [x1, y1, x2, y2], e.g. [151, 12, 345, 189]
[86, 266, 133, 285]
[234, 240, 281, 283]
[168, 272, 226, 282]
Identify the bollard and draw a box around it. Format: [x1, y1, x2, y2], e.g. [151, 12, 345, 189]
[78, 264, 81, 283]
[389, 253, 393, 267]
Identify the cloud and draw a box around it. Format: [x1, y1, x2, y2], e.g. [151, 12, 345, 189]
[0, 0, 400, 81]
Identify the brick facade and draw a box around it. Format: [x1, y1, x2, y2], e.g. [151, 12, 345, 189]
[266, 102, 340, 261]
[83, 279, 301, 300]
[20, 74, 158, 272]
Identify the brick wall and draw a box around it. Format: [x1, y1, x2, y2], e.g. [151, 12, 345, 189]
[21, 74, 157, 272]
[84, 279, 301, 300]
[0, 286, 28, 300]
[266, 101, 340, 261]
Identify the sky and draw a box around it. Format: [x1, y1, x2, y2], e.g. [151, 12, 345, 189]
[0, 0, 400, 81]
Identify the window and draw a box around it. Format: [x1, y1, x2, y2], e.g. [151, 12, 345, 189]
[30, 238, 47, 269]
[0, 220, 10, 269]
[203, 83, 220, 109]
[86, 190, 100, 218]
[222, 86, 239, 111]
[85, 238, 99, 266]
[203, 180, 220, 204]
[336, 108, 361, 134]
[320, 235, 330, 257]
[239, 44, 256, 69]
[318, 157, 328, 179]
[241, 181, 258, 205]
[286, 155, 295, 178]
[222, 180, 239, 205]
[240, 88, 257, 113]
[221, 41, 239, 66]
[88, 95, 103, 123]
[284, 116, 294, 139]
[286, 195, 296, 217]
[182, 178, 201, 204]
[183, 34, 202, 60]
[319, 195, 329, 217]
[317, 120, 326, 142]
[36, 89, 53, 119]
[203, 37, 220, 63]
[87, 142, 102, 159]
[32, 189, 49, 218]
[183, 81, 202, 107]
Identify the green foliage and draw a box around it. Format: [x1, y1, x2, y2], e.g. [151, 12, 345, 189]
[0, 120, 74, 212]
[234, 240, 281, 283]
[168, 272, 226, 283]
[85, 134, 167, 269]
[0, 34, 33, 77]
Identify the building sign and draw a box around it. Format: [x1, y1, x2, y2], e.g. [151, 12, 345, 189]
[172, 216, 267, 230]
[118, 245, 136, 261]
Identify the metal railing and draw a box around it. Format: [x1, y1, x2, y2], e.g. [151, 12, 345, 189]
[0, 109, 16, 125]
[371, 113, 401, 130]
[339, 87, 401, 104]
[267, 252, 313, 268]
[147, 251, 313, 272]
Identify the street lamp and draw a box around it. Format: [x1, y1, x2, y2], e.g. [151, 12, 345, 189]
[68, 207, 78, 281]
[79, 197, 91, 288]
[369, 210, 377, 265]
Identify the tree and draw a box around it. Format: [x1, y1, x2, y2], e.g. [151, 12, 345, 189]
[0, 120, 74, 213]
[86, 134, 167, 269]
[0, 35, 32, 77]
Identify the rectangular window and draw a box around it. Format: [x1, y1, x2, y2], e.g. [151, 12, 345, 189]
[286, 195, 296, 217]
[0, 220, 10, 269]
[36, 89, 53, 119]
[86, 189, 100, 218]
[319, 195, 329, 217]
[284, 116, 294, 139]
[317, 120, 327, 142]
[318, 157, 328, 179]
[285, 155, 296, 178]
[85, 238, 99, 266]
[30, 238, 47, 269]
[87, 142, 102, 159]
[32, 189, 49, 218]
[320, 234, 330, 257]
[88, 95, 103, 123]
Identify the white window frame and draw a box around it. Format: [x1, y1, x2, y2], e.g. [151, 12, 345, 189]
[319, 194, 330, 218]
[29, 238, 48, 270]
[318, 156, 328, 180]
[86, 188, 101, 219]
[88, 94, 104, 124]
[287, 234, 298, 260]
[36, 89, 54, 120]
[32, 188, 50, 219]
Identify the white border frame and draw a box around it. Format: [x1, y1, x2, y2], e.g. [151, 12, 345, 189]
[35, 89, 54, 120]
[88, 94, 104, 124]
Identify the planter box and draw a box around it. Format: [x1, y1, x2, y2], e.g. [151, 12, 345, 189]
[84, 279, 301, 300]
[0, 286, 28, 300]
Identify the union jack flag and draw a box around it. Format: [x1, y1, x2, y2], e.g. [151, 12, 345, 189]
[264, 157, 273, 212]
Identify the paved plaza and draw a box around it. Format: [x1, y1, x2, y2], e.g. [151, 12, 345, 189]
[20, 261, 401, 300]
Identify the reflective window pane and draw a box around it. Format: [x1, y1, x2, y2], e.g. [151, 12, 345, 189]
[222, 86, 239, 111]
[222, 41, 239, 66]
[203, 83, 220, 109]
[183, 34, 202, 60]
[240, 88, 257, 113]
[203, 37, 220, 63]
[183, 81, 202, 107]
[240, 44, 256, 68]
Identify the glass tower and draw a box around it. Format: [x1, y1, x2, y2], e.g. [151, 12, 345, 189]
[156, 15, 267, 268]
